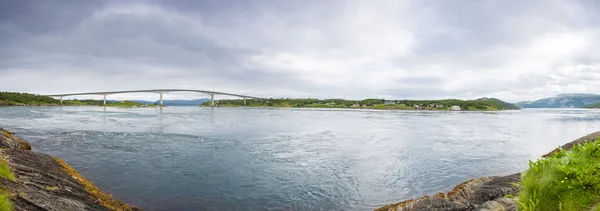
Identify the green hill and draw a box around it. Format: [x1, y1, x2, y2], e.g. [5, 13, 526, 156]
[475, 97, 520, 110]
[585, 102, 600, 108]
[0, 92, 127, 107]
[0, 92, 60, 106]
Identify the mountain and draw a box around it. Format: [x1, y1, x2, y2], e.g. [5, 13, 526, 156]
[131, 98, 210, 106]
[475, 97, 520, 110]
[517, 94, 600, 108]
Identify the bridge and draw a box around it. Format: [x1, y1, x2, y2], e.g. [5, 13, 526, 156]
[44, 89, 261, 107]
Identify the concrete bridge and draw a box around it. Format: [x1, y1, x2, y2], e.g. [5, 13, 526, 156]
[44, 89, 260, 107]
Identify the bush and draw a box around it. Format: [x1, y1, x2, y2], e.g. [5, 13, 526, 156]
[516, 139, 600, 210]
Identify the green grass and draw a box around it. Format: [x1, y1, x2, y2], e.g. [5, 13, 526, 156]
[0, 156, 14, 211]
[516, 139, 600, 210]
[0, 157, 14, 182]
[0, 193, 12, 211]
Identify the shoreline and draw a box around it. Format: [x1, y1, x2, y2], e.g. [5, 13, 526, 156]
[0, 128, 139, 210]
[201, 105, 518, 111]
[376, 131, 600, 211]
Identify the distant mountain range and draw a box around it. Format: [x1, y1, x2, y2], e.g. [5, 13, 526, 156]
[130, 98, 210, 106]
[517, 94, 600, 108]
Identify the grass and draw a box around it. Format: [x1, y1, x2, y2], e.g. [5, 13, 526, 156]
[0, 157, 14, 182]
[0, 193, 12, 211]
[0, 155, 14, 211]
[516, 139, 600, 210]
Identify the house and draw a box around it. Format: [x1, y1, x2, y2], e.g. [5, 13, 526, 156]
[351, 103, 361, 108]
[414, 105, 421, 109]
[451, 105, 461, 111]
[384, 100, 396, 105]
[436, 104, 444, 108]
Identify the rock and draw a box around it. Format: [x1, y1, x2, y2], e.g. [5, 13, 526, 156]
[376, 131, 600, 211]
[0, 128, 31, 150]
[542, 131, 600, 157]
[375, 174, 520, 211]
[0, 128, 139, 211]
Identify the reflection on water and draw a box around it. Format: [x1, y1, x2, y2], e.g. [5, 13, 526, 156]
[1, 107, 600, 210]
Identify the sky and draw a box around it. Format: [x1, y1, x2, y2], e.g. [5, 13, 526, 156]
[1, 0, 600, 102]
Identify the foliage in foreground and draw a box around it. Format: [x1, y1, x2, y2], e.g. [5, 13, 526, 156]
[516, 139, 600, 210]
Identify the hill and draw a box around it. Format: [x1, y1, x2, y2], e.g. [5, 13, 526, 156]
[517, 93, 600, 108]
[0, 92, 59, 106]
[475, 97, 520, 110]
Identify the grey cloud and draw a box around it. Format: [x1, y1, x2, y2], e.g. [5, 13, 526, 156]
[1, 0, 600, 101]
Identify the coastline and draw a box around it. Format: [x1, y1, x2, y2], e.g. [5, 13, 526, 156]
[375, 131, 600, 211]
[0, 128, 139, 210]
[201, 105, 517, 111]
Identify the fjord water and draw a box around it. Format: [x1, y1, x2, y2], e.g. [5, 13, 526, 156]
[1, 107, 600, 210]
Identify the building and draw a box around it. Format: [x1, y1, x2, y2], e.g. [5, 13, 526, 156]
[352, 103, 361, 108]
[451, 105, 461, 111]
[384, 100, 396, 105]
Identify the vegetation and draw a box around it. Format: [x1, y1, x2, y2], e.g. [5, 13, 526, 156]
[476, 97, 520, 110]
[103, 101, 154, 108]
[516, 139, 600, 210]
[0, 92, 60, 106]
[585, 102, 600, 108]
[0, 92, 157, 107]
[0, 193, 12, 211]
[0, 157, 14, 182]
[202, 98, 520, 110]
[0, 156, 14, 211]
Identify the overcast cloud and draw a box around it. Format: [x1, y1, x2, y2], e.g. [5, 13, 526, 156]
[1, 0, 599, 102]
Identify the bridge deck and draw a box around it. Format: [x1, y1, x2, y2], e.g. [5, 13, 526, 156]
[43, 89, 260, 99]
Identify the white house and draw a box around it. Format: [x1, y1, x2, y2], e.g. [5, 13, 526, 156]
[451, 105, 461, 111]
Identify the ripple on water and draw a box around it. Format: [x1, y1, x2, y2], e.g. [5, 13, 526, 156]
[2, 107, 600, 210]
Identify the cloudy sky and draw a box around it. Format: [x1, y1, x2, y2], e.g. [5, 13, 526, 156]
[1, 0, 599, 102]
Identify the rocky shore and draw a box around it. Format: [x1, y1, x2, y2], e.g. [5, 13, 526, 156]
[0, 128, 139, 211]
[376, 131, 600, 211]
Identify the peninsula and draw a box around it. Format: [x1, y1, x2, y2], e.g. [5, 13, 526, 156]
[202, 97, 520, 110]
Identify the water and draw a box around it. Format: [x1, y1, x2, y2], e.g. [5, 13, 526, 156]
[1, 107, 600, 210]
